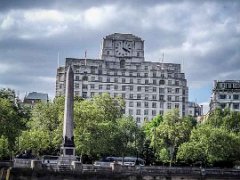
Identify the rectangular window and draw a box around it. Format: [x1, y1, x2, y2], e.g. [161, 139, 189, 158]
[233, 94, 239, 100]
[82, 92, 87, 98]
[145, 87, 149, 92]
[160, 102, 164, 108]
[107, 77, 110, 82]
[129, 94, 133, 99]
[130, 78, 133, 83]
[122, 78, 126, 83]
[75, 83, 79, 89]
[114, 78, 118, 83]
[175, 88, 180, 93]
[137, 86, 141, 91]
[107, 85, 111, 90]
[91, 92, 95, 97]
[219, 94, 226, 99]
[90, 84, 94, 89]
[136, 109, 141, 115]
[91, 76, 95, 81]
[145, 95, 149, 100]
[167, 88, 172, 93]
[137, 79, 141, 83]
[136, 117, 141, 123]
[137, 94, 141, 99]
[167, 103, 171, 109]
[145, 66, 148, 70]
[144, 110, 148, 115]
[122, 86, 126, 91]
[153, 79, 156, 85]
[175, 103, 179, 108]
[75, 76, 80, 81]
[99, 77, 102, 82]
[168, 95, 172, 101]
[122, 93, 125, 98]
[137, 73, 140, 77]
[145, 102, 149, 108]
[114, 85, 118, 90]
[152, 110, 156, 116]
[152, 102, 156, 108]
[168, 80, 172, 85]
[175, 80, 179, 86]
[129, 85, 134, 91]
[175, 96, 179, 101]
[152, 95, 157, 100]
[153, 72, 156, 77]
[83, 84, 88, 89]
[160, 95, 164, 101]
[144, 73, 148, 77]
[233, 103, 239, 109]
[129, 109, 133, 115]
[99, 85, 102, 89]
[153, 87, 157, 92]
[145, 79, 149, 84]
[129, 101, 134, 107]
[137, 102, 141, 107]
[159, 88, 165, 93]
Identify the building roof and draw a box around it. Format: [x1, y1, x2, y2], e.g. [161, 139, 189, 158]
[25, 92, 48, 101]
[105, 33, 142, 41]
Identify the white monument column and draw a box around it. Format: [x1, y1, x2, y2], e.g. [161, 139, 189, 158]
[61, 65, 75, 157]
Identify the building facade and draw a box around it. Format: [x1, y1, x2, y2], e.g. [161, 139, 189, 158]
[56, 33, 188, 124]
[187, 102, 203, 117]
[23, 92, 49, 108]
[210, 80, 240, 112]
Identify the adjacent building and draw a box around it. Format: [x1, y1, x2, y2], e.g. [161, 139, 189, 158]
[23, 92, 49, 108]
[210, 80, 240, 112]
[188, 102, 203, 117]
[56, 33, 188, 124]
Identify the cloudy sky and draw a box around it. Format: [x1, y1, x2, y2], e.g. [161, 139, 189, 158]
[0, 0, 239, 113]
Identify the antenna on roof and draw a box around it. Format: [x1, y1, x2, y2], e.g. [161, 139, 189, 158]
[84, 50, 87, 66]
[57, 52, 60, 68]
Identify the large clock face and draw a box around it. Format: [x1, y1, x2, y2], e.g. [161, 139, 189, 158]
[114, 41, 133, 57]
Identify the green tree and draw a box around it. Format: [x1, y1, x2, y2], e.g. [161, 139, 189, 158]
[177, 125, 240, 166]
[154, 109, 193, 166]
[0, 136, 9, 160]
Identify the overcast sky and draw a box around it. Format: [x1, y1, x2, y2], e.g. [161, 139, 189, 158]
[0, 0, 239, 113]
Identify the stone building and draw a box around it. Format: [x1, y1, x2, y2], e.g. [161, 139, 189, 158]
[23, 92, 49, 108]
[56, 33, 188, 124]
[188, 102, 203, 117]
[210, 80, 240, 112]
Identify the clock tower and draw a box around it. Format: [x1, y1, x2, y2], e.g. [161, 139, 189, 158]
[101, 33, 144, 63]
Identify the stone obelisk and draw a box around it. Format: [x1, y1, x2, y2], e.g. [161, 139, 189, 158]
[61, 65, 75, 158]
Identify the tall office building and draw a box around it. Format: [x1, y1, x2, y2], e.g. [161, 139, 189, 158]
[56, 33, 188, 124]
[210, 80, 240, 112]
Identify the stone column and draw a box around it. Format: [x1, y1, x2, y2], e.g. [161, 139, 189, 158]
[61, 65, 75, 157]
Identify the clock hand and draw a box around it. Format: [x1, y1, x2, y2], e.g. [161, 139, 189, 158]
[122, 47, 130, 52]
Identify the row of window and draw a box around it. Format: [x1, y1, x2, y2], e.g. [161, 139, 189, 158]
[74, 84, 182, 94]
[220, 103, 240, 109]
[75, 75, 184, 86]
[218, 94, 240, 100]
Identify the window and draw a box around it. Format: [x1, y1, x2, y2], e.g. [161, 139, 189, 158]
[136, 117, 141, 123]
[83, 84, 88, 89]
[137, 73, 140, 77]
[175, 103, 179, 108]
[159, 95, 164, 101]
[233, 103, 239, 109]
[175, 88, 180, 93]
[122, 86, 126, 91]
[145, 102, 149, 108]
[152, 95, 157, 100]
[153, 79, 157, 85]
[91, 76, 95, 81]
[129, 94, 133, 99]
[99, 77, 102, 82]
[129, 85, 134, 91]
[152, 110, 156, 116]
[75, 83, 79, 89]
[91, 92, 95, 97]
[120, 60, 125, 68]
[233, 94, 239, 100]
[114, 78, 118, 83]
[129, 101, 134, 107]
[152, 102, 156, 108]
[160, 102, 163, 108]
[137, 86, 141, 91]
[175, 80, 179, 86]
[153, 72, 156, 77]
[137, 94, 141, 99]
[168, 80, 172, 85]
[130, 78, 133, 83]
[137, 79, 141, 84]
[159, 88, 165, 93]
[168, 95, 172, 101]
[129, 72, 133, 77]
[145, 87, 149, 92]
[153, 87, 157, 92]
[122, 93, 125, 98]
[145, 79, 149, 84]
[161, 73, 164, 78]
[107, 77, 110, 82]
[144, 73, 148, 77]
[114, 71, 118, 76]
[167, 103, 171, 109]
[75, 76, 80, 81]
[129, 109, 133, 115]
[122, 78, 126, 83]
[220, 103, 226, 109]
[167, 88, 172, 93]
[136, 109, 141, 115]
[159, 110, 164, 115]
[90, 84, 94, 89]
[107, 85, 111, 90]
[122, 71, 125, 76]
[75, 91, 79, 96]
[144, 110, 148, 115]
[137, 102, 141, 107]
[145, 95, 149, 100]
[219, 94, 226, 99]
[99, 85, 102, 89]
[145, 66, 148, 70]
[137, 52, 140, 57]
[82, 92, 87, 98]
[159, 80, 165, 85]
[175, 96, 179, 101]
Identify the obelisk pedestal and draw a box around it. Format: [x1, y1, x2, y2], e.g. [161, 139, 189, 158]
[59, 66, 76, 163]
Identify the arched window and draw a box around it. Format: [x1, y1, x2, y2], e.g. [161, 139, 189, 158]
[120, 59, 125, 68]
